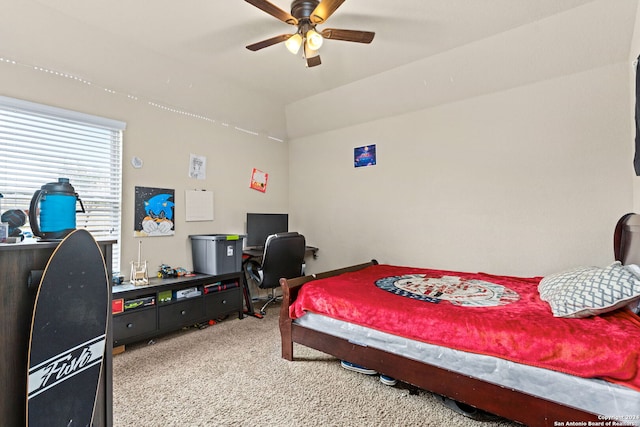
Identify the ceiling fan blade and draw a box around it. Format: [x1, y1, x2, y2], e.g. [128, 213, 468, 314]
[310, 0, 346, 24]
[244, 0, 298, 25]
[321, 28, 375, 44]
[246, 34, 292, 51]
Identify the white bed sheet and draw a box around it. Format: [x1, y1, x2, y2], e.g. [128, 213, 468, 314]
[295, 312, 640, 423]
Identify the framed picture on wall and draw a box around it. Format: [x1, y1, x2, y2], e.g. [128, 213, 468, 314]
[134, 186, 175, 237]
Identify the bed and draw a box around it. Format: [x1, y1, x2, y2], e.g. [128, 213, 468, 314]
[278, 214, 640, 427]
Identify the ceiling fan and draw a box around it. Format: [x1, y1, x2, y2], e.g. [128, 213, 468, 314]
[244, 0, 375, 67]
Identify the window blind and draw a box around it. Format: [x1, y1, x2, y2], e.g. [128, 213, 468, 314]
[0, 96, 125, 272]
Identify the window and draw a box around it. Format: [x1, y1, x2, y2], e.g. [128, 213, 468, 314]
[0, 96, 125, 272]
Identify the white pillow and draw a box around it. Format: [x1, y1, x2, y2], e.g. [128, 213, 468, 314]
[538, 262, 640, 318]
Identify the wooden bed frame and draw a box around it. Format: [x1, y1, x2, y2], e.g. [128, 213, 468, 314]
[279, 213, 640, 426]
[278, 261, 605, 426]
[279, 213, 640, 427]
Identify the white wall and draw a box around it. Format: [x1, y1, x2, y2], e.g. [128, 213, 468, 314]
[289, 37, 635, 276]
[0, 63, 290, 274]
[286, 0, 636, 140]
[2, 0, 637, 280]
[630, 0, 640, 213]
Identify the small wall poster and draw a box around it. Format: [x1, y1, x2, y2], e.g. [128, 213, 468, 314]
[188, 153, 206, 180]
[134, 186, 175, 237]
[250, 168, 268, 193]
[354, 144, 376, 168]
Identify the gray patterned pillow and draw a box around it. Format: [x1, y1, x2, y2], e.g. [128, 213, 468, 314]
[538, 262, 640, 318]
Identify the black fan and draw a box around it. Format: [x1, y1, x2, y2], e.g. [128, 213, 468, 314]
[245, 0, 375, 67]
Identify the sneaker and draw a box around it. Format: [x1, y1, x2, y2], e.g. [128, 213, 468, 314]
[340, 360, 377, 375]
[379, 374, 397, 386]
[440, 396, 483, 420]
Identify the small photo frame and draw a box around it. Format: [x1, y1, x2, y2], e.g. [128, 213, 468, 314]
[354, 144, 376, 168]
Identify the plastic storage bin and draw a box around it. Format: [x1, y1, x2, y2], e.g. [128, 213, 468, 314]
[189, 234, 245, 275]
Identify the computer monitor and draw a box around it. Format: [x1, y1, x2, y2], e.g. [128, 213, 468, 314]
[245, 213, 288, 248]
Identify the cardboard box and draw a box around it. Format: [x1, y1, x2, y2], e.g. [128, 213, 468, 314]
[124, 296, 155, 311]
[112, 298, 124, 314]
[173, 287, 201, 299]
[158, 290, 172, 303]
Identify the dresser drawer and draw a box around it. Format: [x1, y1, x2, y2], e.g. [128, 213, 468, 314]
[204, 288, 242, 318]
[113, 309, 156, 343]
[158, 298, 204, 330]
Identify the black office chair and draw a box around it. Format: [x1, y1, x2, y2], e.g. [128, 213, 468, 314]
[247, 232, 306, 315]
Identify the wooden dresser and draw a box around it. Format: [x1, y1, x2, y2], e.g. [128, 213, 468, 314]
[0, 238, 115, 427]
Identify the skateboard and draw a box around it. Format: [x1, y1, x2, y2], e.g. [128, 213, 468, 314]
[26, 229, 110, 427]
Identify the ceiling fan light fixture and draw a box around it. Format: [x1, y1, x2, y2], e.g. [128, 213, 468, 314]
[305, 28, 323, 51]
[244, 0, 375, 67]
[285, 33, 303, 54]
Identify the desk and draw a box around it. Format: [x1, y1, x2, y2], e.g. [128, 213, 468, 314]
[242, 245, 319, 260]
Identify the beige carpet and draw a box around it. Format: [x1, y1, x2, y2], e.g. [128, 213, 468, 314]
[113, 304, 521, 427]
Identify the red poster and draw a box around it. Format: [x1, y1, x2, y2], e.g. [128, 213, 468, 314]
[250, 168, 268, 193]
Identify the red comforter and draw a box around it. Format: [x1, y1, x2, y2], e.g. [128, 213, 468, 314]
[289, 264, 640, 391]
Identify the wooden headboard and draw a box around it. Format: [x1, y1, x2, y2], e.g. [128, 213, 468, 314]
[614, 213, 640, 265]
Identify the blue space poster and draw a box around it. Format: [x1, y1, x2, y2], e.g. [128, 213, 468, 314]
[354, 144, 376, 168]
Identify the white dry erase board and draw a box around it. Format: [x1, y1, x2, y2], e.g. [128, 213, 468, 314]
[185, 190, 214, 221]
